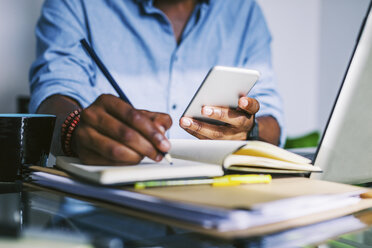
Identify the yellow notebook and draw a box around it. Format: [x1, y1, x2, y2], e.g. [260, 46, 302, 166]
[169, 139, 320, 173]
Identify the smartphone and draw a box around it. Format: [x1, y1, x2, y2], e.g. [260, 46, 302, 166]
[181, 66, 260, 124]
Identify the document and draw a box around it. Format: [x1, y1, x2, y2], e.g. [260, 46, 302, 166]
[29, 171, 372, 233]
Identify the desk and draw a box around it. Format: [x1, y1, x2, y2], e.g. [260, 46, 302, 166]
[0, 182, 372, 248]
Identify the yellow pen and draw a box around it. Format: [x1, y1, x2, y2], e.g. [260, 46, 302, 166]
[134, 174, 271, 189]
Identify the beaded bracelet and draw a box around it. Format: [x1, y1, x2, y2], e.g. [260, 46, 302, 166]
[61, 109, 82, 156]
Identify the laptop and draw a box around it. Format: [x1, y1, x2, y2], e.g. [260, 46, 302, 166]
[310, 1, 372, 184]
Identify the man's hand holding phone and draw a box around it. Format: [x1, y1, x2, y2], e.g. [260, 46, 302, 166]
[180, 96, 259, 140]
[179, 66, 261, 141]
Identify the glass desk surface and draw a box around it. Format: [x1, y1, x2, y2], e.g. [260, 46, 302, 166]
[0, 182, 371, 248]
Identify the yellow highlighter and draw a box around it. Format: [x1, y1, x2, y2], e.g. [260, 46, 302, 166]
[134, 174, 271, 189]
[211, 174, 272, 187]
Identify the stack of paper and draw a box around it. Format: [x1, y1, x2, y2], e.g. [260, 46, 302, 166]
[29, 171, 372, 233]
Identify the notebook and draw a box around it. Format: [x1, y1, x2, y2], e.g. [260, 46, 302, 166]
[56, 140, 320, 185]
[308, 1, 372, 184]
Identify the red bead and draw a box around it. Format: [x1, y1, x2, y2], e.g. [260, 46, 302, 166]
[61, 109, 82, 157]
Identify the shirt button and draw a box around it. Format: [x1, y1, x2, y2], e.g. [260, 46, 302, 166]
[172, 104, 177, 110]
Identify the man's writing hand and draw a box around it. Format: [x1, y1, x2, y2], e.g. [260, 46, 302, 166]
[72, 94, 172, 165]
[179, 96, 259, 140]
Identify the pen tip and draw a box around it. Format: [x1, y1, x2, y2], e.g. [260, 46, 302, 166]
[164, 153, 173, 165]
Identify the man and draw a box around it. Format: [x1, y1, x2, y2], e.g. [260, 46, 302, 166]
[30, 0, 284, 165]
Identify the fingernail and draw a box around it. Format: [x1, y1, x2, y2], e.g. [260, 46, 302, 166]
[155, 154, 163, 162]
[158, 125, 165, 133]
[240, 98, 249, 107]
[159, 139, 171, 151]
[203, 106, 213, 116]
[154, 133, 171, 151]
[181, 117, 192, 127]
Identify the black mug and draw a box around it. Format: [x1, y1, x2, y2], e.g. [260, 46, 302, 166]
[0, 114, 56, 182]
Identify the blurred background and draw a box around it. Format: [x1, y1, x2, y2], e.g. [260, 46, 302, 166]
[0, 0, 369, 139]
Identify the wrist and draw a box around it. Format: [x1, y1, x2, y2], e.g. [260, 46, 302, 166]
[247, 118, 259, 140]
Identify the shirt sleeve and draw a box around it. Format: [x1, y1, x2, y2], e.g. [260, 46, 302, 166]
[242, 1, 286, 146]
[29, 0, 97, 113]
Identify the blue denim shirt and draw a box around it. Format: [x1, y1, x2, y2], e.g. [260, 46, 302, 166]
[30, 0, 285, 145]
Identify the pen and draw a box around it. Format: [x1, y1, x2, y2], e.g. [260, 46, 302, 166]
[80, 39, 173, 165]
[134, 174, 272, 189]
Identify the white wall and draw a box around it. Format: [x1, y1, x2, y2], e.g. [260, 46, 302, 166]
[318, 0, 369, 133]
[258, 0, 322, 137]
[258, 0, 369, 137]
[0, 0, 43, 113]
[0, 0, 369, 138]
